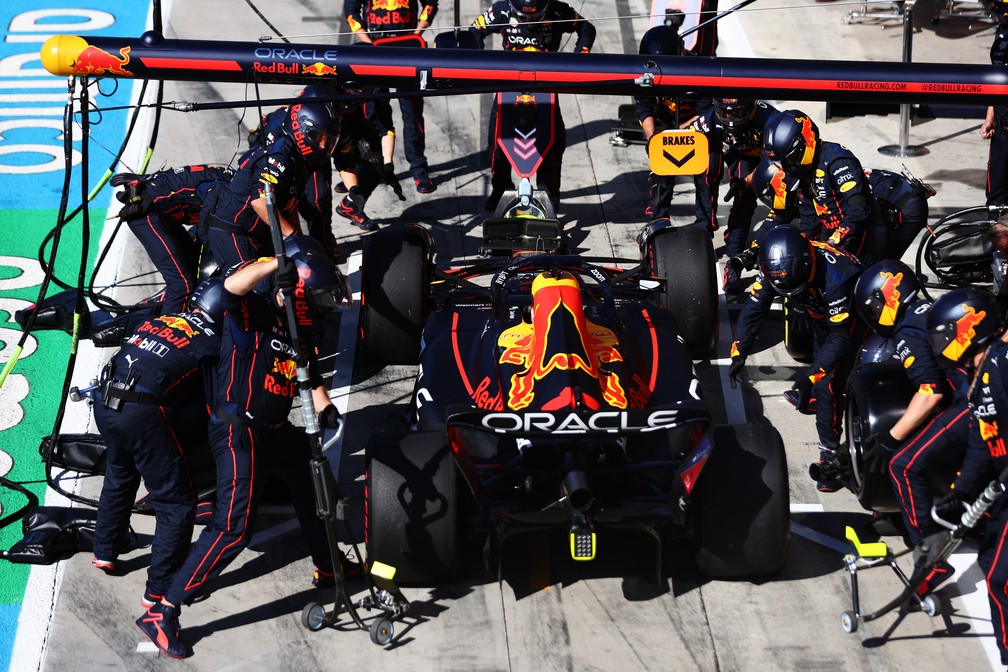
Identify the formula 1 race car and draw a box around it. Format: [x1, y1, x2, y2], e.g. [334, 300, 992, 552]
[358, 216, 790, 586]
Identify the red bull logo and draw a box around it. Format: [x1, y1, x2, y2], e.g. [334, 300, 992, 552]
[156, 315, 197, 339]
[942, 303, 986, 362]
[813, 200, 830, 217]
[797, 115, 816, 165]
[979, 417, 999, 442]
[71, 45, 133, 77]
[371, 0, 411, 10]
[497, 272, 626, 411]
[272, 357, 298, 381]
[515, 94, 537, 106]
[769, 168, 788, 211]
[877, 271, 903, 327]
[303, 62, 338, 77]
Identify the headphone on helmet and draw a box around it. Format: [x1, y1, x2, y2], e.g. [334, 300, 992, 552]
[853, 260, 921, 338]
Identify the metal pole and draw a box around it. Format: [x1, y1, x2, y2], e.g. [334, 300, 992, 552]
[879, 1, 929, 157]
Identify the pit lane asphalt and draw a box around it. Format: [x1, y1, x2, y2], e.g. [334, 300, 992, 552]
[33, 1, 1006, 670]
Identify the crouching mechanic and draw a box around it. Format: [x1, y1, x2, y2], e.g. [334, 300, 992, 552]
[92, 278, 224, 609]
[111, 165, 233, 313]
[136, 236, 352, 658]
[926, 288, 1008, 664]
[854, 262, 971, 594]
[727, 225, 866, 492]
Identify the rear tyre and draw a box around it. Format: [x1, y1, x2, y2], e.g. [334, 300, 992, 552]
[365, 430, 458, 585]
[696, 424, 790, 577]
[647, 226, 718, 357]
[361, 227, 431, 364]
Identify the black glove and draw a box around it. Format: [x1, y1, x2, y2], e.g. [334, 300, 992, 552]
[934, 489, 969, 522]
[382, 162, 406, 202]
[275, 255, 299, 292]
[791, 377, 814, 413]
[864, 431, 901, 475]
[723, 177, 745, 203]
[319, 404, 344, 439]
[117, 191, 153, 220]
[727, 355, 746, 386]
[112, 173, 153, 220]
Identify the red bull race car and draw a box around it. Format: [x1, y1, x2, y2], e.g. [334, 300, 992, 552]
[358, 220, 790, 585]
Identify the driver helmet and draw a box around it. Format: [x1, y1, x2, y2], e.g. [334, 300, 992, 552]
[926, 288, 1003, 365]
[713, 98, 756, 130]
[853, 260, 921, 337]
[187, 277, 225, 326]
[509, 0, 550, 22]
[751, 158, 799, 212]
[282, 235, 347, 319]
[763, 109, 820, 179]
[757, 225, 815, 297]
[280, 101, 339, 161]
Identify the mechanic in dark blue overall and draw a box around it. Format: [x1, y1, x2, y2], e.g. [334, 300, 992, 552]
[983, 1, 1008, 207]
[689, 99, 779, 294]
[344, 0, 438, 194]
[926, 288, 1008, 664]
[111, 165, 233, 313]
[470, 0, 596, 212]
[762, 109, 886, 267]
[865, 168, 932, 258]
[727, 225, 866, 492]
[854, 261, 970, 595]
[136, 236, 350, 658]
[204, 101, 339, 270]
[92, 277, 224, 610]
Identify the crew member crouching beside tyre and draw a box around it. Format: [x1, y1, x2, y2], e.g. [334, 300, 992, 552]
[726, 225, 865, 492]
[853, 261, 971, 597]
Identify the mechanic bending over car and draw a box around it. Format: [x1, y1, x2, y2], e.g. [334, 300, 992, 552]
[727, 225, 866, 493]
[111, 165, 233, 314]
[925, 288, 1008, 667]
[762, 109, 887, 268]
[853, 261, 971, 595]
[135, 238, 352, 659]
[92, 278, 224, 611]
[469, 0, 596, 213]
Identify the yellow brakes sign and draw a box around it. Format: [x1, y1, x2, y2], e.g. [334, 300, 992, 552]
[647, 131, 709, 176]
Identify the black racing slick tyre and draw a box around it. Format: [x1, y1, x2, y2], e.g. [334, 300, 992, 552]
[647, 226, 718, 358]
[361, 226, 431, 365]
[365, 430, 458, 586]
[696, 424, 790, 578]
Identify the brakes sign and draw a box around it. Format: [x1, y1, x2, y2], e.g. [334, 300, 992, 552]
[648, 130, 708, 176]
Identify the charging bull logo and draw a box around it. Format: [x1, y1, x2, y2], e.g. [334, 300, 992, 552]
[264, 358, 297, 397]
[877, 271, 903, 327]
[769, 168, 788, 211]
[303, 62, 338, 76]
[71, 45, 133, 77]
[797, 115, 816, 166]
[813, 200, 830, 217]
[941, 304, 986, 362]
[497, 272, 626, 411]
[272, 357, 297, 381]
[979, 417, 1000, 441]
[156, 315, 197, 338]
[371, 0, 411, 9]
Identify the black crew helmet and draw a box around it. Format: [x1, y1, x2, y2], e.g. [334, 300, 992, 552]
[926, 288, 1003, 365]
[763, 109, 820, 179]
[510, 0, 550, 22]
[280, 101, 339, 160]
[853, 260, 921, 337]
[713, 98, 756, 130]
[751, 158, 799, 213]
[757, 225, 815, 297]
[282, 235, 347, 317]
[187, 277, 225, 326]
[638, 24, 684, 57]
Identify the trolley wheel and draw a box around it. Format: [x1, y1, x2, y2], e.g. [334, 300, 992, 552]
[841, 610, 858, 634]
[301, 602, 327, 632]
[922, 594, 942, 617]
[370, 617, 395, 645]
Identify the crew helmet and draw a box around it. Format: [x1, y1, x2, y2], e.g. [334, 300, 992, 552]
[280, 101, 339, 160]
[763, 109, 820, 179]
[751, 158, 799, 212]
[713, 98, 756, 130]
[510, 0, 550, 22]
[853, 260, 921, 337]
[757, 225, 815, 297]
[282, 235, 347, 317]
[926, 288, 1003, 365]
[187, 276, 226, 326]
